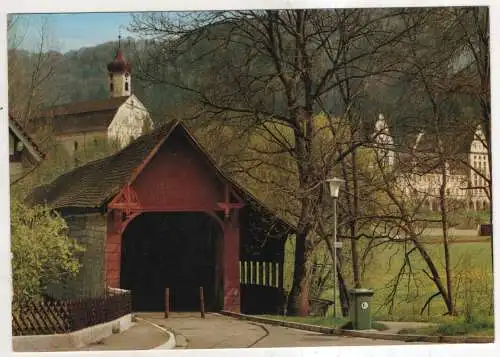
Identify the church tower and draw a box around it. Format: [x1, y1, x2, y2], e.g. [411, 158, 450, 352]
[107, 40, 131, 98]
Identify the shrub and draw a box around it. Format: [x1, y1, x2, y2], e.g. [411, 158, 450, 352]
[10, 197, 83, 306]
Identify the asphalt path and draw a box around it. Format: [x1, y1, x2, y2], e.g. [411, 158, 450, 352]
[137, 312, 428, 348]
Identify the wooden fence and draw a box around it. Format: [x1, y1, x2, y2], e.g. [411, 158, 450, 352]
[239, 260, 283, 288]
[239, 260, 285, 314]
[12, 290, 131, 336]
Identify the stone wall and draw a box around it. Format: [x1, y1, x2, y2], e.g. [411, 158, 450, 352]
[48, 213, 107, 299]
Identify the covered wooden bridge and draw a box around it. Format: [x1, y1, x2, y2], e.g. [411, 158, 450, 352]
[29, 120, 294, 313]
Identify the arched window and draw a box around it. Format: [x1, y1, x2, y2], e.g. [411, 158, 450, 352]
[125, 81, 129, 91]
[74, 141, 78, 152]
[110, 82, 114, 92]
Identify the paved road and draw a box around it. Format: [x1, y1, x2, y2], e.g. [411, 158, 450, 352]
[77, 320, 170, 351]
[137, 312, 426, 348]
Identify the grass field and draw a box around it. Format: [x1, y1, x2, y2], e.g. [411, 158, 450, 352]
[282, 232, 493, 334]
[398, 317, 494, 337]
[361, 239, 493, 322]
[260, 315, 389, 331]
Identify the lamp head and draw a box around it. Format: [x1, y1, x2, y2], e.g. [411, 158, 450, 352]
[326, 178, 344, 198]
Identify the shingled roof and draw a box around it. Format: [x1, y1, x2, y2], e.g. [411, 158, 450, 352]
[9, 114, 46, 162]
[28, 120, 296, 230]
[29, 120, 177, 209]
[31, 96, 129, 135]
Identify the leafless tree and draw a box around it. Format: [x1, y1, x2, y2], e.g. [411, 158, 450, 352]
[130, 9, 423, 315]
[8, 15, 62, 126]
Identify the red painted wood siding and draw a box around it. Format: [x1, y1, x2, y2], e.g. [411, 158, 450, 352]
[132, 132, 226, 210]
[105, 128, 241, 312]
[106, 213, 121, 288]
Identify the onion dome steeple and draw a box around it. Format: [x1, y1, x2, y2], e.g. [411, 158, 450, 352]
[107, 49, 131, 74]
[107, 34, 131, 98]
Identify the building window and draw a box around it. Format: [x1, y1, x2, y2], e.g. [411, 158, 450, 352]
[74, 141, 78, 152]
[110, 82, 114, 92]
[125, 81, 129, 91]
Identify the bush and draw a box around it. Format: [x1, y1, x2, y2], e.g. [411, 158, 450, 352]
[10, 197, 83, 306]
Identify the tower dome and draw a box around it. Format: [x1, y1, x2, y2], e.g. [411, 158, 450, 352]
[107, 48, 132, 98]
[107, 50, 131, 73]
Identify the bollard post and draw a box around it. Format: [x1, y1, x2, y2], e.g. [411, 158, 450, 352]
[200, 286, 205, 318]
[164, 287, 170, 319]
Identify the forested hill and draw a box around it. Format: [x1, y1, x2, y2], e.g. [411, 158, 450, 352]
[9, 38, 182, 126]
[9, 35, 478, 141]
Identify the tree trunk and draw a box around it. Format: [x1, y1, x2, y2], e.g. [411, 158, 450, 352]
[337, 258, 350, 317]
[413, 239, 454, 314]
[287, 229, 313, 316]
[439, 159, 455, 315]
[287, 118, 315, 316]
[350, 149, 361, 288]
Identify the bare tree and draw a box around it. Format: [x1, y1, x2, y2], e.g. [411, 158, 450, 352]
[8, 15, 62, 126]
[378, 7, 490, 315]
[131, 9, 420, 315]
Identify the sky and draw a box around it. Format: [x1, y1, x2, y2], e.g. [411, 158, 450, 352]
[9, 12, 139, 53]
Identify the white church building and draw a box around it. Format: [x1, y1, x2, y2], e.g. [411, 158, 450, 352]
[32, 46, 154, 154]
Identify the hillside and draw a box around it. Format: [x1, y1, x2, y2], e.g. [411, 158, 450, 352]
[8, 33, 479, 141]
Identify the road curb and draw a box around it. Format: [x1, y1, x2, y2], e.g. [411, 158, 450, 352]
[135, 317, 176, 349]
[220, 311, 494, 344]
[13, 313, 133, 352]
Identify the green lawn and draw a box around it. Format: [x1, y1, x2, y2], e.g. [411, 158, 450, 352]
[262, 315, 347, 328]
[418, 210, 490, 229]
[398, 316, 494, 337]
[363, 240, 493, 322]
[261, 315, 389, 331]
[283, 235, 493, 327]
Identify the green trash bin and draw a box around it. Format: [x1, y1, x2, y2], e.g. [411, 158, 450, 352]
[349, 288, 374, 330]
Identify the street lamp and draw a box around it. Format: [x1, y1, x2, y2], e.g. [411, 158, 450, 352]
[326, 177, 344, 319]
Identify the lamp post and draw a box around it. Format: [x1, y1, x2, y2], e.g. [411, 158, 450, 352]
[326, 177, 344, 319]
